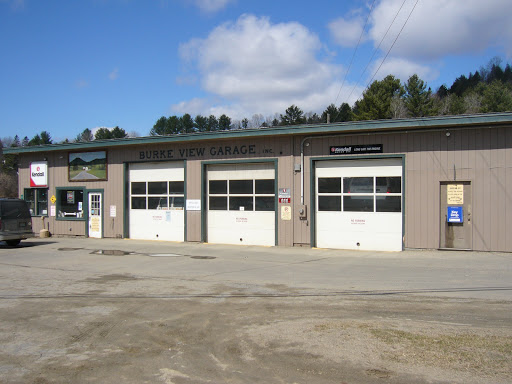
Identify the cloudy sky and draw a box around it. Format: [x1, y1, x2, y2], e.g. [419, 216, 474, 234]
[1, 0, 511, 141]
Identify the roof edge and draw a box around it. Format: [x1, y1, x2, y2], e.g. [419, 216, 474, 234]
[3, 112, 512, 154]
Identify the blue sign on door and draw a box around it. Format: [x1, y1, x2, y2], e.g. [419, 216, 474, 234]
[447, 206, 463, 223]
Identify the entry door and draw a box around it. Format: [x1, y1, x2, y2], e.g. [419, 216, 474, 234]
[440, 181, 472, 249]
[88, 192, 102, 238]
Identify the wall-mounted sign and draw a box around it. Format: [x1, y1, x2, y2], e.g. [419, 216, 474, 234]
[278, 188, 291, 198]
[281, 206, 292, 221]
[447, 184, 464, 204]
[279, 198, 291, 203]
[447, 206, 463, 223]
[330, 144, 383, 155]
[30, 161, 48, 187]
[186, 199, 201, 211]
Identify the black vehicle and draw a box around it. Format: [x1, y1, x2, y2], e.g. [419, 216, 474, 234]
[0, 198, 34, 246]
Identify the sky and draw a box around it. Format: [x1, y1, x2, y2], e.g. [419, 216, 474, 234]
[1, 0, 511, 142]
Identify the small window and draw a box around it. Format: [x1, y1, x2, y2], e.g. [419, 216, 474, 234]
[24, 189, 35, 215]
[229, 180, 253, 194]
[255, 196, 275, 211]
[343, 196, 374, 212]
[318, 178, 341, 193]
[229, 196, 253, 211]
[169, 181, 184, 194]
[209, 196, 227, 210]
[376, 177, 401, 193]
[148, 182, 167, 195]
[344, 177, 374, 193]
[376, 196, 401, 212]
[131, 197, 146, 209]
[318, 196, 341, 211]
[131, 182, 146, 195]
[209, 180, 227, 194]
[148, 197, 168, 210]
[255, 179, 274, 194]
[36, 189, 48, 216]
[170, 196, 184, 209]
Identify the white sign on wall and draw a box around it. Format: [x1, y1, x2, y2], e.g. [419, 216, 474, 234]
[186, 199, 201, 211]
[30, 161, 48, 187]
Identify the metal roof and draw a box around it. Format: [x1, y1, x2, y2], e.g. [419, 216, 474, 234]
[3, 112, 512, 154]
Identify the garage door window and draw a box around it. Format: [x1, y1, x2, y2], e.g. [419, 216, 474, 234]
[318, 176, 401, 212]
[131, 181, 184, 210]
[209, 179, 275, 211]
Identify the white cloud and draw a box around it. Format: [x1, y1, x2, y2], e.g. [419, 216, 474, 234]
[368, 56, 440, 84]
[176, 15, 359, 119]
[188, 0, 235, 13]
[108, 68, 119, 81]
[328, 17, 365, 48]
[369, 0, 512, 59]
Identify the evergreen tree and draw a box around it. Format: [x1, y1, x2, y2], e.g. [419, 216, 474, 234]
[110, 126, 127, 138]
[151, 116, 168, 136]
[353, 75, 404, 120]
[181, 114, 195, 134]
[403, 74, 435, 117]
[218, 114, 231, 130]
[280, 105, 305, 125]
[195, 115, 208, 132]
[481, 81, 512, 112]
[207, 115, 219, 132]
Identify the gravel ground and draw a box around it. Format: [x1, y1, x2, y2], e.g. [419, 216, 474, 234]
[0, 238, 511, 383]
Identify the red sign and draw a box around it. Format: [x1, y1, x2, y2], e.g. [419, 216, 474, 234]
[279, 198, 291, 203]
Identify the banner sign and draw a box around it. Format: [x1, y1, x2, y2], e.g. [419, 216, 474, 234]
[30, 161, 48, 187]
[330, 144, 383, 155]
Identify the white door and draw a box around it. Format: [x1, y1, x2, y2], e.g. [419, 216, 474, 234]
[129, 162, 185, 241]
[207, 163, 275, 246]
[88, 192, 102, 238]
[316, 159, 403, 251]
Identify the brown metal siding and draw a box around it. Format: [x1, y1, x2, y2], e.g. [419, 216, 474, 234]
[14, 123, 512, 252]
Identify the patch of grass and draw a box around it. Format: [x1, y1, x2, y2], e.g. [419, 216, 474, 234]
[369, 328, 512, 375]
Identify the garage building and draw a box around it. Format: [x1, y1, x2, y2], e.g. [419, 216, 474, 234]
[5, 113, 512, 252]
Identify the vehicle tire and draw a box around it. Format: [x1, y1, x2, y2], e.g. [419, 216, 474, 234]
[6, 239, 21, 246]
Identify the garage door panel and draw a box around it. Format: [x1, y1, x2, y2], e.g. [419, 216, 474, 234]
[207, 163, 275, 246]
[129, 162, 185, 241]
[316, 159, 403, 251]
[208, 211, 274, 246]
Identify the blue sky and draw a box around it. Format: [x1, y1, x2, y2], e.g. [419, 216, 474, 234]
[1, 0, 511, 142]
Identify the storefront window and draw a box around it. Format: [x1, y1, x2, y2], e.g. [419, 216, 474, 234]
[57, 188, 84, 219]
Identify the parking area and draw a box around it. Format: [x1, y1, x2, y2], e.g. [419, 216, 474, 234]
[1, 238, 511, 383]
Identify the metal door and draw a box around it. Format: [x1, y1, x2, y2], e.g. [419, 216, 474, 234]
[88, 192, 102, 238]
[440, 181, 472, 249]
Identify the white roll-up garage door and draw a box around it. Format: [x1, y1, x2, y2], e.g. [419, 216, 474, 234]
[207, 163, 275, 246]
[129, 162, 184, 241]
[315, 158, 403, 251]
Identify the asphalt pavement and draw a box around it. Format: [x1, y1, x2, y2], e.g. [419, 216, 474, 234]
[1, 236, 511, 301]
